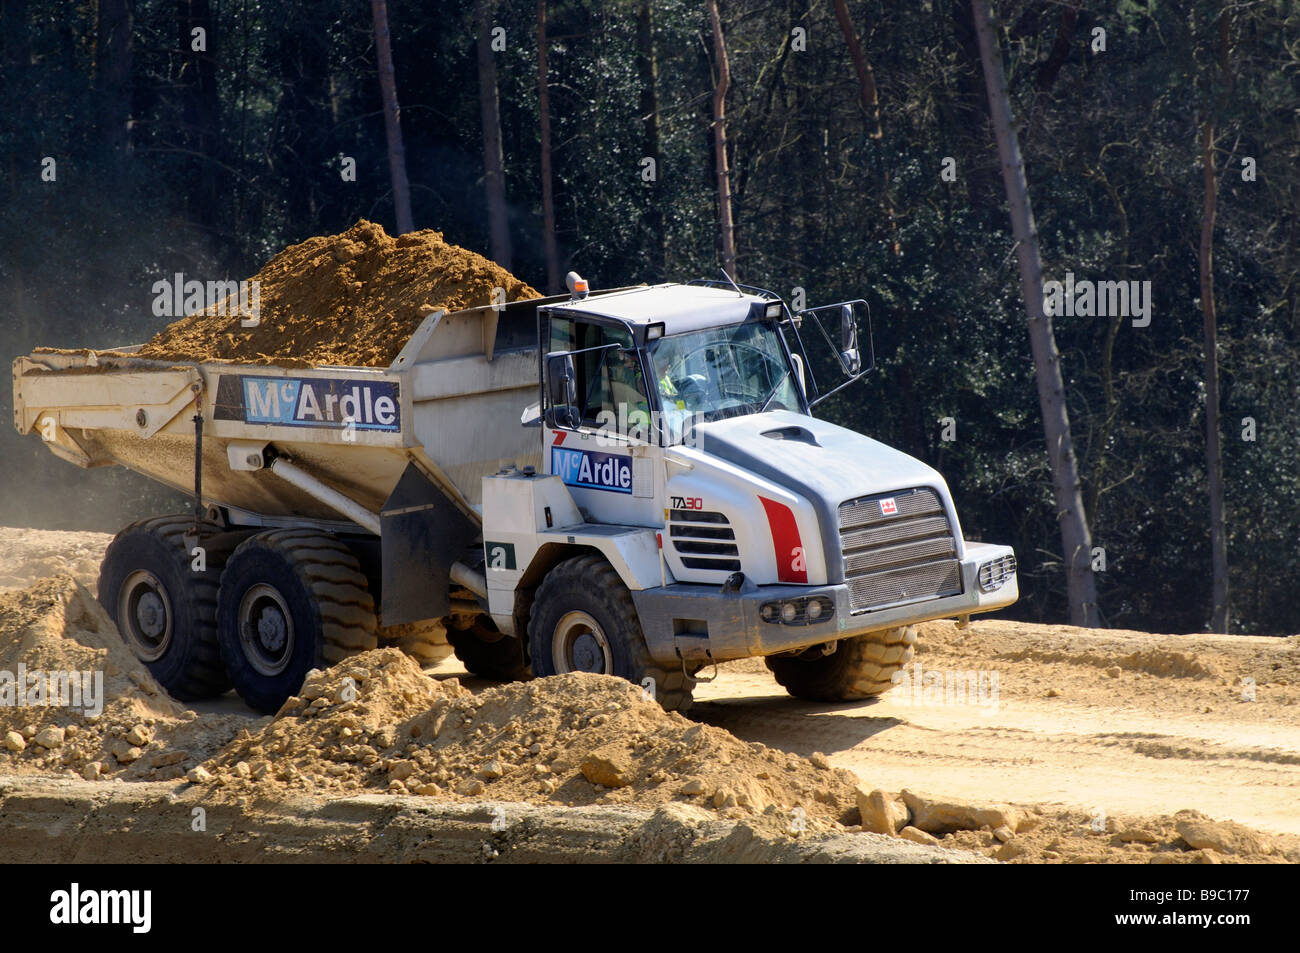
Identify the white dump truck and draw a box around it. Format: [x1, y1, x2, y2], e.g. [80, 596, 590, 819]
[12, 275, 1017, 712]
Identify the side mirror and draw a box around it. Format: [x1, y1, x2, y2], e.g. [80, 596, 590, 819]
[840, 304, 857, 351]
[545, 353, 579, 429]
[839, 304, 861, 375]
[796, 297, 872, 407]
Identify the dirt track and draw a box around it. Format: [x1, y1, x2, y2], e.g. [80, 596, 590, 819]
[2, 528, 1296, 862]
[692, 621, 1300, 836]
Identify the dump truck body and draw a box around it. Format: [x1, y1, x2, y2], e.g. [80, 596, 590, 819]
[14, 300, 542, 522]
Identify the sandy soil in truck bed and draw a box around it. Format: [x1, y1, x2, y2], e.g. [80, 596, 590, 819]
[0, 528, 1296, 863]
[136, 220, 540, 368]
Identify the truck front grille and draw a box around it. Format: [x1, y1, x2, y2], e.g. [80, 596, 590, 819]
[668, 510, 740, 572]
[839, 488, 962, 612]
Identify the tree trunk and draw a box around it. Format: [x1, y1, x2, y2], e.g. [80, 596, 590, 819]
[537, 0, 560, 293]
[1034, 5, 1077, 92]
[96, 0, 133, 157]
[971, 0, 1099, 626]
[371, 0, 414, 235]
[476, 0, 512, 268]
[831, 0, 881, 139]
[1199, 11, 1231, 633]
[706, 0, 736, 278]
[274, 22, 331, 227]
[1200, 120, 1228, 633]
[177, 0, 220, 228]
[831, 0, 898, 255]
[636, 0, 665, 276]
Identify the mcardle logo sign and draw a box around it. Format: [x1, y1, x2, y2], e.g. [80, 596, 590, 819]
[214, 374, 401, 432]
[551, 446, 633, 494]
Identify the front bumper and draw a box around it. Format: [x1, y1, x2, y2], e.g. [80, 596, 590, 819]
[631, 542, 1018, 665]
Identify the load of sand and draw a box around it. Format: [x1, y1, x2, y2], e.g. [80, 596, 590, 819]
[138, 220, 541, 368]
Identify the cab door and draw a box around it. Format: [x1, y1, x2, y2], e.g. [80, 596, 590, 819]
[542, 313, 663, 527]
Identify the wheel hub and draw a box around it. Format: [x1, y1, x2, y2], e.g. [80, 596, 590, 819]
[238, 584, 295, 676]
[256, 606, 288, 652]
[136, 591, 167, 638]
[571, 633, 603, 672]
[117, 570, 173, 662]
[553, 611, 612, 675]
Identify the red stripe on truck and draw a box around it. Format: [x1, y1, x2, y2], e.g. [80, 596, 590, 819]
[759, 496, 807, 583]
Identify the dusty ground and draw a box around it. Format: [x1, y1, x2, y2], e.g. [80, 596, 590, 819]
[0, 527, 111, 593]
[693, 620, 1300, 840]
[1, 529, 1296, 864]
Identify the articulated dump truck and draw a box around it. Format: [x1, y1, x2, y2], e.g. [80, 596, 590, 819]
[12, 276, 1018, 713]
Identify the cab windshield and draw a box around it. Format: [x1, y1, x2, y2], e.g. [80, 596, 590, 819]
[646, 319, 802, 443]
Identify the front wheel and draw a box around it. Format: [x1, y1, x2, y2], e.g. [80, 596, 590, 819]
[528, 554, 694, 711]
[448, 617, 531, 682]
[765, 625, 917, 701]
[380, 618, 455, 665]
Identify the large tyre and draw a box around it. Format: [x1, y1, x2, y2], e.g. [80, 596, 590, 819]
[448, 617, 531, 682]
[529, 554, 694, 711]
[765, 625, 917, 701]
[97, 515, 234, 701]
[216, 529, 378, 713]
[379, 618, 455, 665]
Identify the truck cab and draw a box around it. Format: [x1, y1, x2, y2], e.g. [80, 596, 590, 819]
[480, 277, 1018, 709]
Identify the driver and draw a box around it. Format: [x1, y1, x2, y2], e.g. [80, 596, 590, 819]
[600, 347, 651, 426]
[657, 364, 683, 409]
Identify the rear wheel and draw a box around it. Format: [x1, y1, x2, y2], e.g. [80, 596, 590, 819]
[529, 554, 693, 711]
[379, 618, 455, 664]
[97, 516, 234, 701]
[216, 529, 378, 713]
[448, 617, 531, 682]
[765, 625, 917, 701]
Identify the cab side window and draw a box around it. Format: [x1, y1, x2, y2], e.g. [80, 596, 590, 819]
[549, 316, 648, 428]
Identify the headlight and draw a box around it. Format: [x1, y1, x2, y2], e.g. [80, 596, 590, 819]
[760, 596, 834, 625]
[978, 555, 1017, 592]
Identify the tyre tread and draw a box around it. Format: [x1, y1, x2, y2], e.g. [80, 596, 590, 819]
[765, 625, 917, 701]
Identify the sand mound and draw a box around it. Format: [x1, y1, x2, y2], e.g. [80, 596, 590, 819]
[937, 804, 1300, 864]
[0, 528, 111, 593]
[989, 645, 1217, 680]
[1118, 648, 1217, 679]
[197, 648, 859, 829]
[0, 577, 247, 780]
[138, 220, 541, 367]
